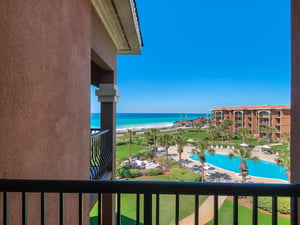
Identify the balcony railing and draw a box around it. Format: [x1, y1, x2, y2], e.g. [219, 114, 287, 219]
[0, 179, 299, 225]
[90, 129, 111, 180]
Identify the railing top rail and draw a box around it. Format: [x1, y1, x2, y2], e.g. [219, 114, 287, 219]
[0, 179, 299, 196]
[90, 129, 110, 137]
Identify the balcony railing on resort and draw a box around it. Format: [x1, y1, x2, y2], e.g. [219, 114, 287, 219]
[0, 179, 299, 225]
[90, 129, 111, 180]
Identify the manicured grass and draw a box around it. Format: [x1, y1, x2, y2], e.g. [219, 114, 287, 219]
[116, 144, 147, 160]
[271, 144, 288, 152]
[182, 131, 211, 140]
[90, 175, 208, 225]
[205, 200, 290, 225]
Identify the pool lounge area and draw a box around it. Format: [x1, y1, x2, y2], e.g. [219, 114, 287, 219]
[189, 153, 288, 181]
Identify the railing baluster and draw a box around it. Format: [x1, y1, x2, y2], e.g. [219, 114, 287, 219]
[60, 192, 64, 225]
[117, 193, 121, 225]
[41, 192, 46, 225]
[214, 195, 218, 225]
[194, 194, 199, 225]
[144, 193, 152, 225]
[272, 196, 277, 225]
[175, 194, 179, 225]
[78, 193, 83, 225]
[98, 193, 102, 225]
[233, 196, 238, 225]
[3, 192, 8, 225]
[136, 194, 140, 225]
[22, 192, 27, 225]
[252, 196, 258, 225]
[156, 194, 160, 225]
[291, 196, 298, 225]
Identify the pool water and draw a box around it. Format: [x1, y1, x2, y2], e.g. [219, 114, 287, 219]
[189, 153, 288, 181]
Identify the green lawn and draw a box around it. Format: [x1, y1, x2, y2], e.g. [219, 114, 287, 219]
[116, 144, 147, 160]
[181, 131, 211, 140]
[205, 200, 290, 225]
[90, 175, 208, 225]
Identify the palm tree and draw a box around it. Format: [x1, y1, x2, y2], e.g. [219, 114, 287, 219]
[261, 125, 276, 146]
[220, 119, 233, 141]
[174, 136, 187, 167]
[150, 128, 160, 156]
[194, 122, 202, 138]
[177, 128, 185, 135]
[229, 145, 259, 183]
[282, 132, 290, 150]
[161, 134, 173, 161]
[276, 150, 290, 181]
[238, 128, 251, 143]
[208, 125, 217, 141]
[125, 129, 136, 157]
[192, 140, 215, 182]
[143, 130, 151, 146]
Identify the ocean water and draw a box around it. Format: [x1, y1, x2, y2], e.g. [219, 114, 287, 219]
[90, 113, 211, 129]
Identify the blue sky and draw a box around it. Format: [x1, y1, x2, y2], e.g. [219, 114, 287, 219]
[91, 0, 290, 113]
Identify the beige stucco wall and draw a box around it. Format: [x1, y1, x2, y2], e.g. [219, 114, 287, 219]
[0, 0, 92, 224]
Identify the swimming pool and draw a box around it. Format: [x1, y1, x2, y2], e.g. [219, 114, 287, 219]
[189, 153, 288, 181]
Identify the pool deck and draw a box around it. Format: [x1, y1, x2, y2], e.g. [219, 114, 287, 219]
[162, 145, 288, 184]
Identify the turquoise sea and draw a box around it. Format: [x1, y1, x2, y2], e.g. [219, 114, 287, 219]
[90, 113, 211, 129]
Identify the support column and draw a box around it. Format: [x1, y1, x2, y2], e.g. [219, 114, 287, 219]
[96, 83, 120, 225]
[291, 0, 300, 223]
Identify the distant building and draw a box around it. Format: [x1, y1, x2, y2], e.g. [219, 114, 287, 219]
[211, 105, 290, 140]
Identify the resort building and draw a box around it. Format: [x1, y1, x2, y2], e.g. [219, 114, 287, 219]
[211, 105, 290, 140]
[1, 0, 300, 225]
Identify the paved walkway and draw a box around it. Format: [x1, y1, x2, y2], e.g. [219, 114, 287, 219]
[175, 195, 227, 225]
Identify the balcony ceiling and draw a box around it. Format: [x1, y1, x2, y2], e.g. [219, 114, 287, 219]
[91, 0, 143, 54]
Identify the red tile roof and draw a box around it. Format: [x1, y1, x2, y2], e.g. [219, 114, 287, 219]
[211, 105, 290, 111]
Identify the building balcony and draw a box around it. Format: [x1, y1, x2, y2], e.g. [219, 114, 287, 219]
[90, 129, 111, 180]
[0, 179, 298, 225]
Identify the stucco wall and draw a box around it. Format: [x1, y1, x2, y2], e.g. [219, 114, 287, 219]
[0, 0, 91, 224]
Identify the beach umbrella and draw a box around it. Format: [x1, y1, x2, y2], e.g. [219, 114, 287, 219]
[187, 138, 194, 143]
[240, 143, 248, 147]
[262, 145, 271, 149]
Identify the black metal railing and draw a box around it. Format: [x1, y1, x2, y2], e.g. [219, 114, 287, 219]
[90, 129, 111, 180]
[0, 179, 299, 225]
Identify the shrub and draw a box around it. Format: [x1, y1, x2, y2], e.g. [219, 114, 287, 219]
[136, 149, 154, 160]
[248, 196, 290, 214]
[144, 168, 163, 176]
[117, 141, 127, 146]
[129, 169, 142, 178]
[155, 156, 178, 169]
[171, 166, 201, 182]
[116, 167, 141, 178]
[259, 139, 267, 145]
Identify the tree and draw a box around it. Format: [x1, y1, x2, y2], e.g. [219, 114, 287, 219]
[177, 128, 185, 135]
[208, 125, 217, 141]
[276, 150, 290, 181]
[143, 130, 151, 146]
[261, 125, 276, 146]
[220, 119, 233, 141]
[229, 145, 259, 183]
[125, 129, 136, 157]
[194, 122, 202, 138]
[174, 136, 188, 168]
[150, 128, 160, 156]
[282, 132, 290, 150]
[161, 134, 174, 161]
[238, 128, 251, 143]
[192, 140, 215, 182]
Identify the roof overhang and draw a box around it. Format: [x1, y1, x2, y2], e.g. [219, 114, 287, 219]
[91, 0, 143, 55]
